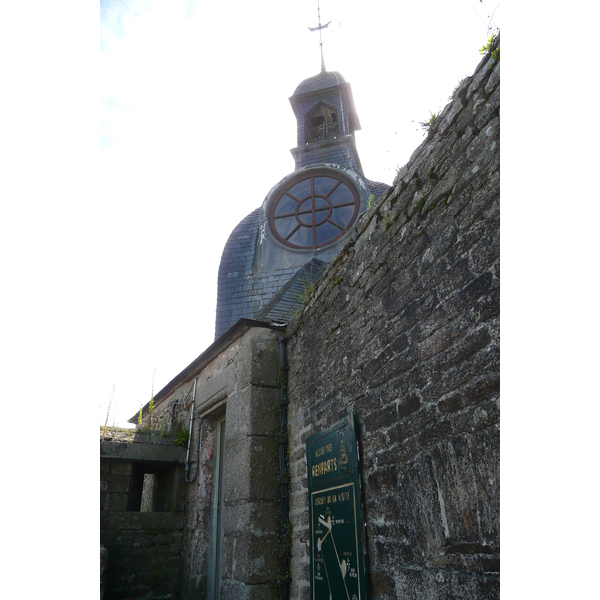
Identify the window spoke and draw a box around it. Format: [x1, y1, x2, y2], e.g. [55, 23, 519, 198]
[285, 223, 302, 241]
[326, 218, 346, 232]
[325, 179, 342, 197]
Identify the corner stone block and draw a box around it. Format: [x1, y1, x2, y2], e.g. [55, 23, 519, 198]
[222, 531, 279, 585]
[223, 500, 278, 538]
[222, 434, 279, 503]
[234, 330, 281, 391]
[226, 386, 279, 439]
[219, 579, 274, 600]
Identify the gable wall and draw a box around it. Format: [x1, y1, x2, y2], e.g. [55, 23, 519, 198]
[139, 326, 283, 600]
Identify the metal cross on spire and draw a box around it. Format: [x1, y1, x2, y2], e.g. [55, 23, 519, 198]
[308, 0, 331, 73]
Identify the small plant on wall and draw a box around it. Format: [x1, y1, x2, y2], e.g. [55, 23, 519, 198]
[148, 395, 154, 435]
[419, 110, 440, 133]
[479, 34, 496, 55]
[102, 384, 116, 437]
[300, 282, 314, 303]
[173, 425, 190, 447]
[480, 34, 499, 61]
[147, 369, 156, 434]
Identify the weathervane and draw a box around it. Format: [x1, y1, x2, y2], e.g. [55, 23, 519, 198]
[309, 0, 330, 73]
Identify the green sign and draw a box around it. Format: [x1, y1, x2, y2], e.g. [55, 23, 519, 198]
[306, 413, 368, 600]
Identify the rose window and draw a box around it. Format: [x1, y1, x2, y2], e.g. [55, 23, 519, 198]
[268, 170, 360, 250]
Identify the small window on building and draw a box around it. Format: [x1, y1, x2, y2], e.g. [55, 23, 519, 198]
[127, 463, 182, 512]
[306, 101, 339, 143]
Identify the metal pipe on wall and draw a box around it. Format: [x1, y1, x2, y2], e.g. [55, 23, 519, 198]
[184, 378, 198, 483]
[185, 418, 203, 484]
[170, 399, 180, 430]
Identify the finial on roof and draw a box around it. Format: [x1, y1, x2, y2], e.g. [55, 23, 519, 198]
[308, 0, 330, 73]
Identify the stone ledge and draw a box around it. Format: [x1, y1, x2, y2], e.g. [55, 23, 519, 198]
[101, 511, 184, 531]
[100, 439, 186, 463]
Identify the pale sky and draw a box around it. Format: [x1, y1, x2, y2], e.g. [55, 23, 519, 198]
[96, 0, 501, 427]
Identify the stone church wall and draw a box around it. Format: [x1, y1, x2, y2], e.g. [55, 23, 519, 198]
[285, 44, 499, 600]
[137, 325, 283, 600]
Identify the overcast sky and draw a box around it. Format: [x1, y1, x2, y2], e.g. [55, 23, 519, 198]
[96, 0, 501, 427]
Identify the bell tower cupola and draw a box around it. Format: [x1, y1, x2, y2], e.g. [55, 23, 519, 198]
[289, 71, 363, 175]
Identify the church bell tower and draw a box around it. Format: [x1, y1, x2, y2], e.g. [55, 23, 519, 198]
[214, 66, 389, 338]
[288, 70, 363, 174]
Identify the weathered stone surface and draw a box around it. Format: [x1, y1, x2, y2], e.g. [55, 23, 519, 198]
[100, 545, 107, 600]
[221, 531, 279, 585]
[223, 434, 279, 503]
[223, 500, 278, 535]
[108, 461, 132, 476]
[101, 511, 183, 531]
[233, 331, 280, 391]
[104, 492, 129, 511]
[226, 386, 279, 438]
[105, 473, 131, 494]
[101, 510, 184, 600]
[219, 579, 274, 600]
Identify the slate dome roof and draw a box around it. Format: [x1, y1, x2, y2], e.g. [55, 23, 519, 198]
[293, 70, 346, 96]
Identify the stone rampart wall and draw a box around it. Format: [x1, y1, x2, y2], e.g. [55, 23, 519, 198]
[285, 40, 499, 600]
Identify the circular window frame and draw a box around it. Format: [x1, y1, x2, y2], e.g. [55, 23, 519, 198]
[267, 169, 361, 250]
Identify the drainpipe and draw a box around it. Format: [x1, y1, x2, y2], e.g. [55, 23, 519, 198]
[185, 378, 200, 483]
[170, 400, 180, 431]
[185, 417, 203, 484]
